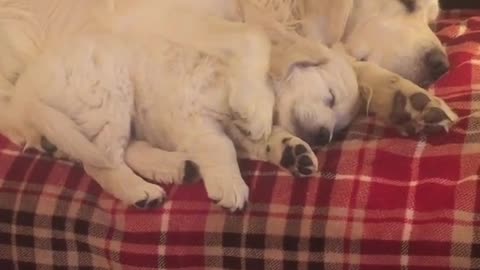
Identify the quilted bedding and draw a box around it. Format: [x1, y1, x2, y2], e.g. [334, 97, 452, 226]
[0, 10, 480, 270]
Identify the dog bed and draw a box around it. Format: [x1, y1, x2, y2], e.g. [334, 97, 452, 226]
[0, 9, 479, 270]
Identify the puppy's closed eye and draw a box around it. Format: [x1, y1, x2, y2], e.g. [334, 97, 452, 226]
[328, 88, 336, 108]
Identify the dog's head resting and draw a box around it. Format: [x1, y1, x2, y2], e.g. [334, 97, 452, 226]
[302, 0, 447, 87]
[268, 37, 359, 146]
[242, 0, 360, 146]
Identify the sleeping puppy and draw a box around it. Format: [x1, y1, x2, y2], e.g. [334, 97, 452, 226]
[0, 0, 457, 146]
[141, 0, 458, 136]
[0, 7, 354, 210]
[0, 0, 360, 147]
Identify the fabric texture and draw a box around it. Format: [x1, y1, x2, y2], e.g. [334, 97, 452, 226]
[1, 10, 480, 270]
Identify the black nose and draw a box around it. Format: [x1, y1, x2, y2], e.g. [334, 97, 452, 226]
[313, 127, 332, 146]
[425, 48, 449, 81]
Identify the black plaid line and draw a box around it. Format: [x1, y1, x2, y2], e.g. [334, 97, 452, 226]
[245, 258, 264, 270]
[18, 261, 37, 270]
[223, 255, 242, 270]
[223, 232, 242, 248]
[0, 259, 15, 270]
[76, 241, 91, 253]
[309, 237, 325, 253]
[245, 234, 265, 250]
[472, 243, 480, 258]
[0, 209, 13, 224]
[51, 238, 68, 251]
[16, 211, 35, 227]
[283, 235, 300, 251]
[74, 219, 89, 236]
[283, 260, 298, 270]
[308, 262, 325, 270]
[15, 234, 35, 248]
[51, 215, 66, 231]
[0, 232, 11, 245]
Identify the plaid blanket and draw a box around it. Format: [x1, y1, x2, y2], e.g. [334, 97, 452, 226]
[1, 10, 480, 270]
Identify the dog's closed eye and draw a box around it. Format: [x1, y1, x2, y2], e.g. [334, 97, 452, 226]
[328, 88, 336, 108]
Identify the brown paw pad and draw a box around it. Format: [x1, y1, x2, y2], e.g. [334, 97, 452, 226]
[280, 142, 316, 177]
[390, 91, 455, 136]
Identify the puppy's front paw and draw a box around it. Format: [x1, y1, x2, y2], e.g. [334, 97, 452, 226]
[266, 130, 318, 177]
[204, 176, 249, 212]
[279, 139, 318, 177]
[229, 82, 274, 141]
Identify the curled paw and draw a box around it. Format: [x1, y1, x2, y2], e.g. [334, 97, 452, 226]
[204, 176, 249, 212]
[131, 185, 166, 210]
[279, 138, 318, 177]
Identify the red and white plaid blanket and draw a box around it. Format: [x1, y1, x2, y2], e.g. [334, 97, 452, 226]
[1, 10, 480, 270]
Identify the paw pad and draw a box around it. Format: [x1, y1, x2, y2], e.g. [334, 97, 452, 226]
[390, 91, 456, 136]
[280, 139, 317, 177]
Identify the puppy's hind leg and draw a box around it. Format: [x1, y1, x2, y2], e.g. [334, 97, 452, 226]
[125, 140, 201, 185]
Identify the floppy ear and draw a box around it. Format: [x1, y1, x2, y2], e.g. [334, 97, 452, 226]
[302, 0, 354, 46]
[269, 43, 328, 80]
[239, 0, 330, 79]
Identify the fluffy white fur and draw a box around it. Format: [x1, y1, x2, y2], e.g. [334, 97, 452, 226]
[0, 0, 458, 210]
[1, 3, 337, 210]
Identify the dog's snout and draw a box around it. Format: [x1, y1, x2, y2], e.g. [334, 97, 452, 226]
[425, 48, 449, 81]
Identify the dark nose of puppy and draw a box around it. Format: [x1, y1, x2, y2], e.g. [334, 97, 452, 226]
[40, 136, 57, 155]
[314, 127, 332, 146]
[425, 48, 449, 81]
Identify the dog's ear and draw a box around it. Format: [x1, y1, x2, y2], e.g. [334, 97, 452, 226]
[239, 0, 330, 79]
[302, 0, 354, 46]
[269, 43, 329, 80]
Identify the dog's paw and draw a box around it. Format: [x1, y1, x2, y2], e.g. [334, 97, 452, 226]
[265, 128, 319, 177]
[389, 89, 458, 136]
[356, 62, 458, 136]
[204, 176, 249, 212]
[229, 82, 274, 141]
[129, 182, 166, 210]
[278, 137, 318, 177]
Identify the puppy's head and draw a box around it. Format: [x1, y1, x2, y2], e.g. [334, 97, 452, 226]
[270, 40, 360, 146]
[342, 0, 447, 87]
